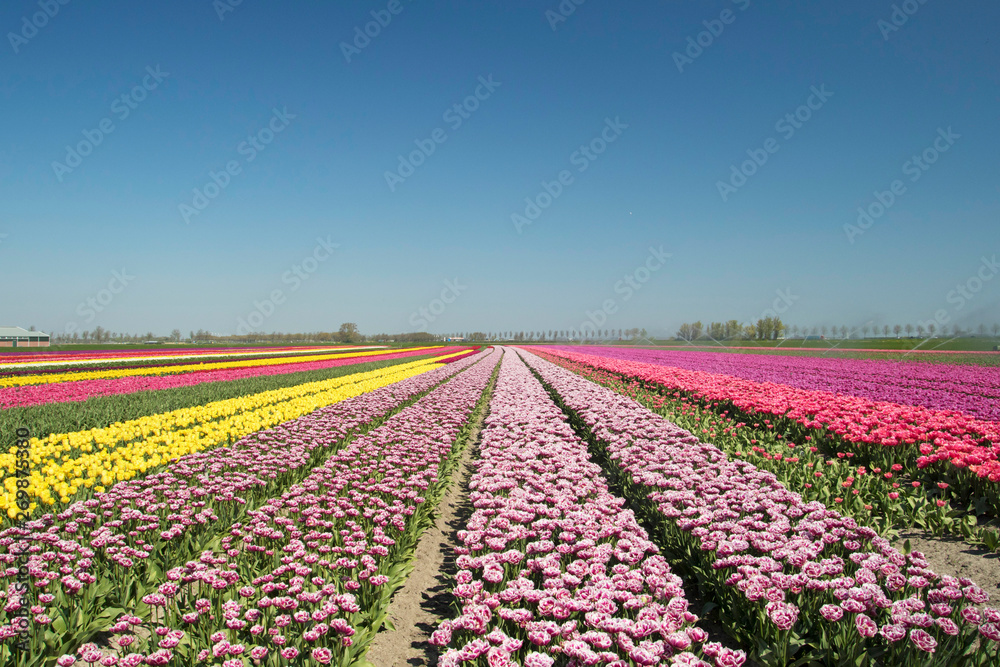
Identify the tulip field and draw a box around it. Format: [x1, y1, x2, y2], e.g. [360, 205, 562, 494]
[2, 344, 1000, 666]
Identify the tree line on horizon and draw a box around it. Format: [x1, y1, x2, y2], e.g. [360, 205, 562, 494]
[45, 326, 651, 345]
[440, 329, 650, 342]
[46, 323, 376, 345]
[675, 319, 1000, 341]
[40, 320, 1000, 346]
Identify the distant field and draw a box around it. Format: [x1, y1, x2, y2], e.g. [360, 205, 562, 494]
[602, 337, 1000, 365]
[648, 337, 1000, 351]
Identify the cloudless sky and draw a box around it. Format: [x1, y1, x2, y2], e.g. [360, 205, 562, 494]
[2, 0, 998, 337]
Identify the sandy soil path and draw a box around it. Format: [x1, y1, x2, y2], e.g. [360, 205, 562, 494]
[364, 432, 480, 666]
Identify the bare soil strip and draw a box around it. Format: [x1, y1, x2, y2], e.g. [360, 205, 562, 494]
[894, 530, 1000, 598]
[364, 432, 481, 666]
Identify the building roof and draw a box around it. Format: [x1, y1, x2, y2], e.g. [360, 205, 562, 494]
[0, 326, 49, 337]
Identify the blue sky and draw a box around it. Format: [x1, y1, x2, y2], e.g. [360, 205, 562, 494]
[1, 0, 998, 337]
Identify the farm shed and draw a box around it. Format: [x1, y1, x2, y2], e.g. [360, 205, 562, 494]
[0, 326, 50, 347]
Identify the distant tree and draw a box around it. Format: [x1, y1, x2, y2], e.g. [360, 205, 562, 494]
[171, 329, 181, 342]
[993, 323, 1000, 336]
[839, 325, 848, 339]
[893, 325, 901, 337]
[678, 323, 693, 341]
[882, 325, 890, 337]
[917, 325, 925, 336]
[977, 323, 987, 336]
[928, 323, 936, 336]
[691, 321, 703, 340]
[755, 318, 769, 340]
[338, 323, 360, 344]
[862, 325, 870, 339]
[905, 324, 913, 336]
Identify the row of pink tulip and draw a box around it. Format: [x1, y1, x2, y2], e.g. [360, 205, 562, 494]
[520, 349, 1000, 666]
[539, 348, 1000, 484]
[556, 346, 1000, 421]
[58, 348, 501, 667]
[432, 349, 732, 667]
[0, 347, 464, 408]
[0, 350, 491, 663]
